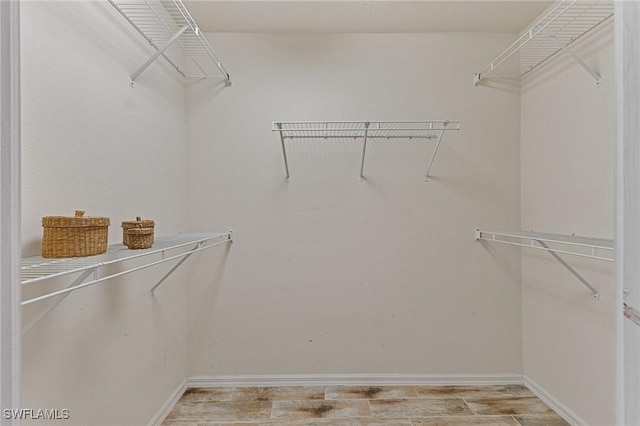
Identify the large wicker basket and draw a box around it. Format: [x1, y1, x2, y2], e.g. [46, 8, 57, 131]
[42, 210, 110, 258]
[122, 217, 155, 249]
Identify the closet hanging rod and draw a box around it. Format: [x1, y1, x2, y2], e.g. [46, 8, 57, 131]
[272, 120, 460, 183]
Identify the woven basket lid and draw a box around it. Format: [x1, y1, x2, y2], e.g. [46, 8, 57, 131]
[42, 210, 110, 228]
[122, 216, 155, 228]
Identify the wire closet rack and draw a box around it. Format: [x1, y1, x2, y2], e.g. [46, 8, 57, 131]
[108, 0, 231, 87]
[272, 120, 460, 182]
[21, 232, 233, 334]
[474, 0, 613, 86]
[475, 229, 613, 299]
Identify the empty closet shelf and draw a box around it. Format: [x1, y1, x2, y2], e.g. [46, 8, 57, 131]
[272, 120, 460, 182]
[474, 229, 613, 261]
[475, 229, 613, 299]
[108, 0, 231, 86]
[474, 0, 613, 86]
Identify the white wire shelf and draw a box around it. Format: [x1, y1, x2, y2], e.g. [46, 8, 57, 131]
[108, 0, 231, 87]
[474, 0, 613, 86]
[475, 228, 613, 299]
[474, 229, 613, 260]
[272, 121, 460, 183]
[21, 232, 233, 334]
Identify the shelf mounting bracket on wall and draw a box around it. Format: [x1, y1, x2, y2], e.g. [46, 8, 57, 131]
[475, 229, 613, 299]
[538, 26, 602, 86]
[129, 24, 189, 87]
[272, 120, 460, 183]
[276, 122, 291, 183]
[473, 0, 613, 86]
[424, 123, 449, 182]
[108, 0, 231, 87]
[358, 121, 370, 182]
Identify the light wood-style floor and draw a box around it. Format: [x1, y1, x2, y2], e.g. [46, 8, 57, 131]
[162, 385, 569, 425]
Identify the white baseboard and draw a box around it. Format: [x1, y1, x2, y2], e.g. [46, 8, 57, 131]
[524, 375, 588, 426]
[149, 378, 188, 426]
[187, 373, 524, 388]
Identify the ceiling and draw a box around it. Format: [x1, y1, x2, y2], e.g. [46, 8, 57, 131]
[184, 1, 554, 33]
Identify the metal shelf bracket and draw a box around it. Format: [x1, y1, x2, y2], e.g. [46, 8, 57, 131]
[475, 228, 613, 299]
[538, 26, 602, 86]
[535, 239, 600, 299]
[276, 122, 291, 183]
[129, 24, 190, 87]
[150, 240, 203, 294]
[22, 269, 95, 336]
[424, 122, 449, 182]
[358, 121, 370, 182]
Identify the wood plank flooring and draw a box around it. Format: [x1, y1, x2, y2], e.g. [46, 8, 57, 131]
[162, 385, 569, 426]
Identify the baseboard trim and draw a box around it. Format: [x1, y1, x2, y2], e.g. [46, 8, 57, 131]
[187, 373, 524, 388]
[149, 378, 188, 426]
[523, 375, 587, 426]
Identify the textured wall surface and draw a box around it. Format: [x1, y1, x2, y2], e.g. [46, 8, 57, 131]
[186, 32, 523, 377]
[21, 2, 189, 424]
[520, 22, 615, 426]
[19, 3, 617, 423]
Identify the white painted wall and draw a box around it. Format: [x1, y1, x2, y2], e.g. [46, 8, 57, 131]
[19, 3, 618, 423]
[186, 33, 523, 377]
[520, 22, 614, 425]
[20, 2, 189, 424]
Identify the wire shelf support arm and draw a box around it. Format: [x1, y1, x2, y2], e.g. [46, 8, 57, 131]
[424, 122, 449, 182]
[537, 25, 602, 86]
[358, 121, 370, 182]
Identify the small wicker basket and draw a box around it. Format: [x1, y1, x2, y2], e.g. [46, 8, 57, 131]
[41, 210, 110, 258]
[122, 217, 155, 249]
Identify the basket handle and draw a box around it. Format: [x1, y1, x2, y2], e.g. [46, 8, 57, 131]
[75, 210, 85, 218]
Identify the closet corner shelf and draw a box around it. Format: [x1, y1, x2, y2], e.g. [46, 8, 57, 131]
[272, 120, 460, 183]
[473, 0, 613, 87]
[108, 0, 231, 87]
[20, 232, 233, 334]
[475, 228, 613, 299]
